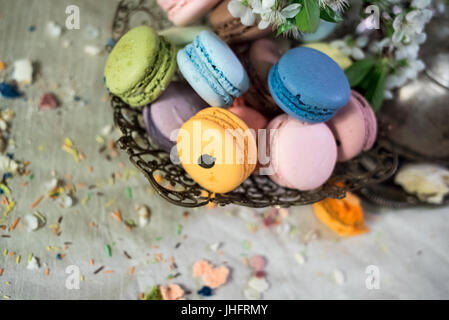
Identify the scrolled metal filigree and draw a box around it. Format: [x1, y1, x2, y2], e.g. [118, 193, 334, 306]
[112, 96, 398, 208]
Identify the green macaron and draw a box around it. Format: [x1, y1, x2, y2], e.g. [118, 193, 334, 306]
[104, 26, 177, 107]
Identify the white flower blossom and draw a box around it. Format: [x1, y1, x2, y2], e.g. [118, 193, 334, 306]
[258, 3, 301, 30]
[411, 0, 431, 9]
[228, 0, 256, 26]
[331, 35, 369, 60]
[228, 0, 301, 32]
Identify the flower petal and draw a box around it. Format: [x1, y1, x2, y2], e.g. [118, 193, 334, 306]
[281, 4, 301, 19]
[258, 19, 270, 29]
[262, 0, 275, 10]
[228, 0, 248, 18]
[241, 9, 256, 26]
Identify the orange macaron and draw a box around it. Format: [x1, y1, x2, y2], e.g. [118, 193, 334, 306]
[177, 107, 257, 194]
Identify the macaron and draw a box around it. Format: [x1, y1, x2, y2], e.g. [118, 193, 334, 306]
[158, 26, 212, 47]
[210, 0, 271, 44]
[177, 31, 249, 107]
[104, 26, 176, 107]
[313, 192, 368, 237]
[300, 20, 337, 43]
[327, 90, 378, 162]
[143, 82, 208, 152]
[268, 47, 351, 123]
[177, 107, 257, 193]
[262, 114, 337, 191]
[241, 39, 284, 118]
[228, 97, 268, 138]
[157, 0, 221, 26]
[303, 42, 352, 70]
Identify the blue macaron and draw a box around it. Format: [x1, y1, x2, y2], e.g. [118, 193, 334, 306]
[300, 20, 337, 42]
[177, 31, 249, 107]
[268, 47, 350, 123]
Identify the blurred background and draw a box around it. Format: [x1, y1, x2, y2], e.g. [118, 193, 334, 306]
[0, 0, 448, 300]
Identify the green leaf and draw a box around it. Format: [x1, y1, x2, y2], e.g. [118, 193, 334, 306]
[359, 63, 388, 112]
[276, 19, 296, 37]
[344, 58, 376, 87]
[320, 6, 343, 23]
[296, 0, 320, 33]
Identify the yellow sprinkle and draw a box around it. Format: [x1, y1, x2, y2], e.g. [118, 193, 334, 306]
[3, 249, 8, 256]
[16, 255, 21, 264]
[105, 199, 115, 207]
[0, 184, 11, 197]
[62, 138, 79, 163]
[4, 201, 16, 216]
[46, 246, 60, 252]
[3, 295, 10, 299]
[95, 135, 105, 144]
[80, 275, 84, 282]
[38, 145, 45, 151]
[28, 254, 33, 262]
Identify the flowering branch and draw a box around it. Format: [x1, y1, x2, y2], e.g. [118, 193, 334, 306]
[228, 0, 348, 38]
[343, 0, 434, 111]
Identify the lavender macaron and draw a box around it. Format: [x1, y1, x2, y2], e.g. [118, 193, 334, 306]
[143, 81, 208, 152]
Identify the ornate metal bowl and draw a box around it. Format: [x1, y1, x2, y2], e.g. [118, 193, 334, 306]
[109, 0, 398, 208]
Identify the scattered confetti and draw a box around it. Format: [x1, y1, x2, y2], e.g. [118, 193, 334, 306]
[126, 187, 132, 199]
[24, 214, 39, 231]
[0, 82, 21, 99]
[136, 204, 150, 227]
[31, 195, 44, 209]
[62, 138, 79, 163]
[105, 244, 112, 257]
[209, 242, 221, 252]
[47, 21, 62, 38]
[197, 286, 212, 297]
[38, 92, 58, 110]
[193, 260, 229, 289]
[143, 285, 163, 300]
[249, 255, 266, 272]
[244, 287, 261, 300]
[84, 45, 102, 56]
[12, 59, 33, 85]
[294, 253, 307, 265]
[333, 269, 346, 285]
[160, 284, 184, 300]
[84, 24, 100, 39]
[10, 217, 20, 230]
[110, 209, 122, 222]
[94, 266, 104, 274]
[248, 277, 270, 293]
[176, 223, 183, 236]
[27, 256, 40, 270]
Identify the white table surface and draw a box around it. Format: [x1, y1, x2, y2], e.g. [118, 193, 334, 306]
[0, 0, 448, 300]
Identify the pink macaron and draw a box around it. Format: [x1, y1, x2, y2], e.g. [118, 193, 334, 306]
[327, 90, 378, 162]
[262, 114, 337, 191]
[228, 98, 268, 137]
[157, 0, 221, 26]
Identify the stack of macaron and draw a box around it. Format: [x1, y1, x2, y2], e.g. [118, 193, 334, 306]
[104, 2, 378, 195]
